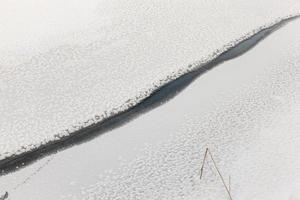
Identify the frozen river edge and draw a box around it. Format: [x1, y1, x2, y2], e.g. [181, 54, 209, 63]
[1, 15, 299, 174]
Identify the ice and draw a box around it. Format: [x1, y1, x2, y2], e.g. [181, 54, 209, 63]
[3, 14, 300, 200]
[0, 0, 300, 165]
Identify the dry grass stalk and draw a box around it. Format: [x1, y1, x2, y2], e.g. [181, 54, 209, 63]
[200, 148, 233, 200]
[200, 148, 208, 180]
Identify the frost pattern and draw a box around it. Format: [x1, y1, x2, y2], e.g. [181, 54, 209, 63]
[0, 0, 300, 163]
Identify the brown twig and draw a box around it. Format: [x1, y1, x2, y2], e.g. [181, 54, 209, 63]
[200, 148, 233, 200]
[200, 148, 208, 179]
[207, 149, 233, 200]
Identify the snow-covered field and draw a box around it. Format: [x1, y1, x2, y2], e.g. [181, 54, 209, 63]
[1, 0, 300, 164]
[1, 0, 300, 199]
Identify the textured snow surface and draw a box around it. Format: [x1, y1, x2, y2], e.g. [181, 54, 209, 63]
[2, 17, 300, 200]
[1, 10, 300, 200]
[58, 18, 300, 200]
[1, 0, 300, 161]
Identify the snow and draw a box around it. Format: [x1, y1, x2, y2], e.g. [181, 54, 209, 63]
[0, 0, 300, 171]
[58, 17, 300, 200]
[59, 18, 300, 200]
[1, 12, 300, 200]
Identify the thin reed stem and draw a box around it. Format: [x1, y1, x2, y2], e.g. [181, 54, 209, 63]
[207, 149, 233, 200]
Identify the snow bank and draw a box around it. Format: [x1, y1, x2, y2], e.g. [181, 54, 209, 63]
[0, 0, 300, 164]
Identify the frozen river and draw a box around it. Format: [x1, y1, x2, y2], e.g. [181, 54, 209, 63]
[1, 14, 300, 200]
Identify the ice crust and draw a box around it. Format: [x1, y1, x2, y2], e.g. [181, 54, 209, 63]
[1, 0, 300, 162]
[57, 17, 300, 200]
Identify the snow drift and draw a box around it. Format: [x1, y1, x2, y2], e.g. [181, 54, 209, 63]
[0, 0, 300, 167]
